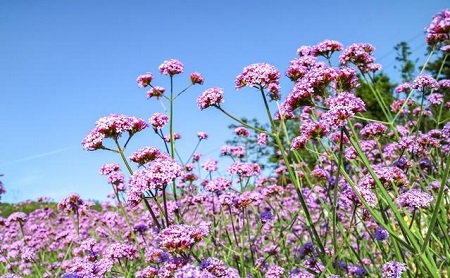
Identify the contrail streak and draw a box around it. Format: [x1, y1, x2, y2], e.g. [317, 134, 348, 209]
[0, 146, 76, 167]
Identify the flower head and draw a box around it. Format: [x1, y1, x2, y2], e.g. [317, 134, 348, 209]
[197, 132, 208, 140]
[339, 43, 381, 73]
[147, 86, 166, 99]
[396, 189, 434, 209]
[159, 59, 184, 75]
[425, 9, 450, 46]
[190, 72, 204, 85]
[129, 146, 161, 165]
[149, 112, 169, 130]
[137, 73, 153, 87]
[411, 74, 439, 93]
[313, 39, 343, 58]
[197, 87, 224, 110]
[235, 63, 281, 96]
[381, 261, 408, 278]
[82, 114, 148, 151]
[157, 223, 210, 254]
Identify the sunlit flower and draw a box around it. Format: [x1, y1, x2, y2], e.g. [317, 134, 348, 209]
[197, 87, 224, 110]
[159, 59, 184, 75]
[190, 72, 204, 85]
[147, 86, 166, 99]
[136, 73, 153, 87]
[381, 261, 408, 278]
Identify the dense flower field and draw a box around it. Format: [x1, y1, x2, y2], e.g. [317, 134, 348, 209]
[1, 9, 450, 278]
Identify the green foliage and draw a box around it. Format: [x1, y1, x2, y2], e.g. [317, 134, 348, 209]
[394, 41, 417, 82]
[355, 73, 396, 122]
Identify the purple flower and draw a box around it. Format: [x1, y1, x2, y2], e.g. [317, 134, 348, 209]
[190, 72, 204, 85]
[260, 209, 273, 223]
[105, 243, 139, 261]
[199, 257, 228, 277]
[57, 194, 84, 214]
[147, 86, 166, 99]
[136, 72, 153, 87]
[157, 223, 210, 254]
[257, 133, 268, 146]
[7, 212, 28, 223]
[359, 122, 387, 138]
[159, 59, 184, 75]
[129, 146, 161, 165]
[99, 163, 120, 175]
[381, 261, 408, 278]
[374, 226, 389, 241]
[82, 114, 148, 150]
[313, 39, 343, 58]
[396, 189, 434, 209]
[203, 177, 232, 193]
[265, 265, 285, 278]
[149, 112, 169, 130]
[425, 9, 450, 46]
[197, 87, 224, 110]
[323, 92, 366, 128]
[235, 63, 281, 91]
[201, 159, 218, 172]
[339, 43, 381, 73]
[234, 126, 250, 137]
[411, 74, 439, 92]
[127, 155, 183, 206]
[197, 131, 208, 140]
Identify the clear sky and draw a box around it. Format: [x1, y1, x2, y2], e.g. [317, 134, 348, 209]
[1, 1, 448, 203]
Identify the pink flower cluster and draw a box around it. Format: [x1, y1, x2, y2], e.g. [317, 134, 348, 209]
[235, 63, 281, 100]
[82, 114, 148, 151]
[149, 112, 169, 130]
[129, 146, 161, 165]
[127, 154, 183, 207]
[197, 87, 224, 110]
[159, 59, 184, 76]
[136, 73, 153, 87]
[339, 43, 382, 73]
[157, 223, 210, 255]
[425, 9, 450, 46]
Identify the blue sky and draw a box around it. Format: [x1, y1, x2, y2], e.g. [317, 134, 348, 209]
[0, 1, 448, 203]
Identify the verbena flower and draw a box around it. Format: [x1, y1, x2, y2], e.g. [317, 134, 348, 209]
[313, 39, 343, 58]
[197, 131, 208, 140]
[129, 146, 161, 165]
[396, 189, 434, 209]
[201, 159, 218, 172]
[411, 74, 439, 93]
[190, 72, 204, 85]
[7, 212, 28, 224]
[265, 264, 285, 278]
[339, 43, 381, 73]
[136, 72, 153, 87]
[157, 223, 210, 255]
[82, 114, 148, 150]
[127, 155, 183, 206]
[374, 226, 389, 241]
[203, 177, 232, 193]
[197, 87, 224, 110]
[147, 86, 166, 99]
[234, 126, 250, 137]
[199, 257, 228, 277]
[323, 92, 366, 128]
[381, 261, 408, 278]
[57, 194, 84, 214]
[159, 59, 184, 75]
[104, 243, 139, 262]
[149, 112, 169, 130]
[257, 133, 268, 145]
[235, 63, 281, 89]
[99, 163, 120, 175]
[425, 9, 450, 46]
